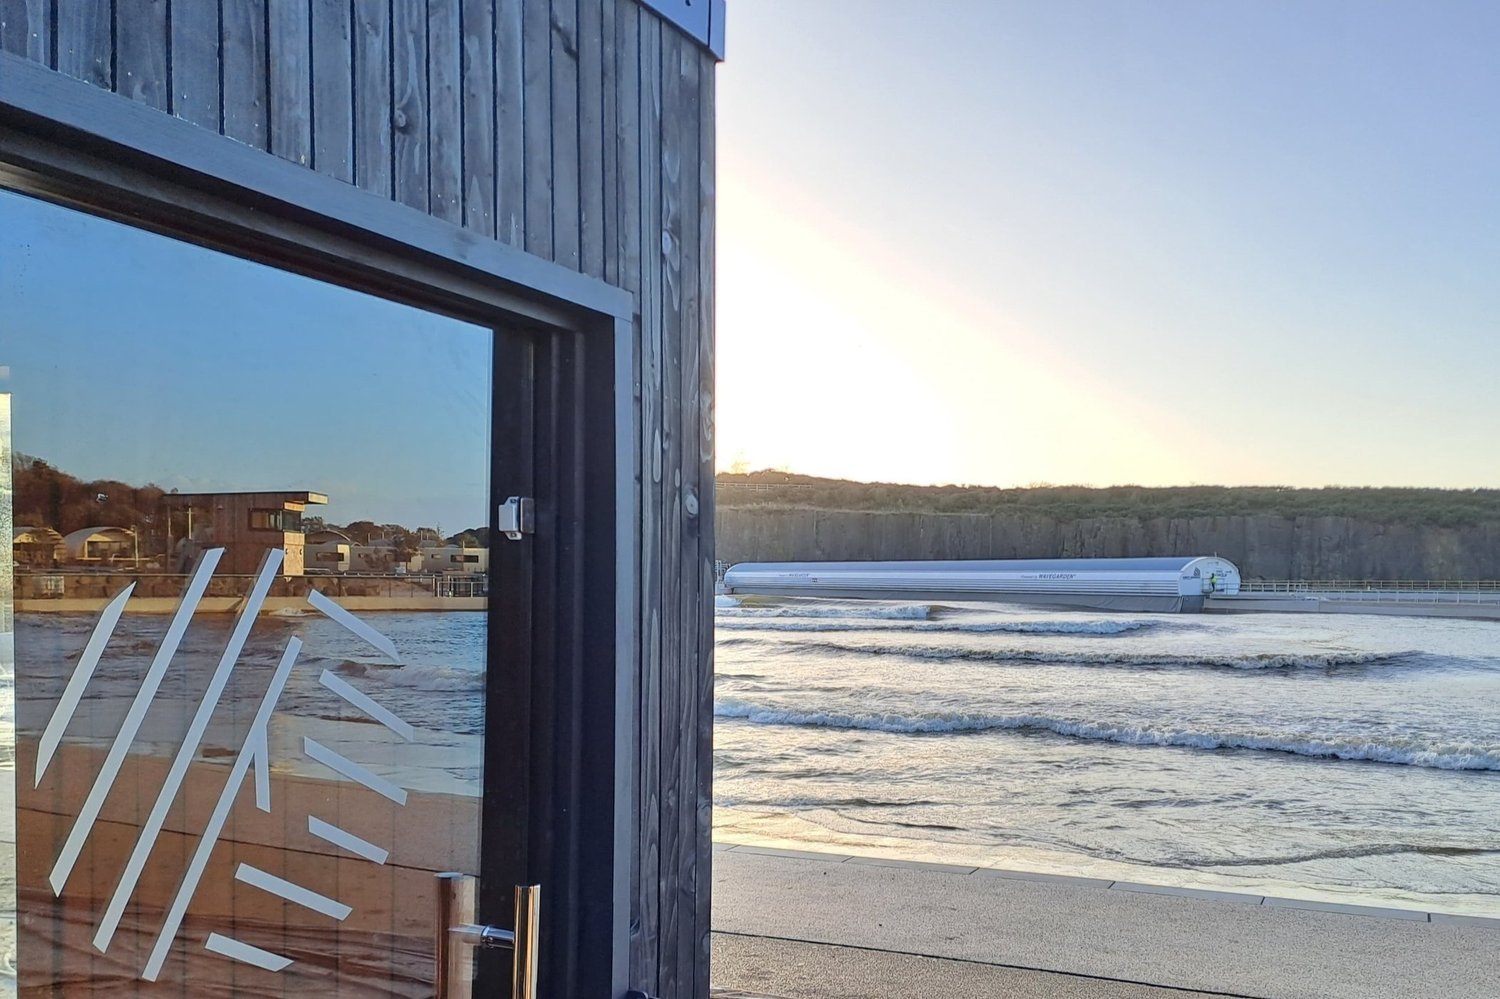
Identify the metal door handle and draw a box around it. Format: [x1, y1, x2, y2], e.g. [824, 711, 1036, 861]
[435, 874, 540, 999]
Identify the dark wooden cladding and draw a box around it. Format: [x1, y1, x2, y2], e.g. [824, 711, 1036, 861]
[0, 0, 50, 62]
[222, 0, 269, 149]
[310, 0, 353, 181]
[11, 1, 717, 994]
[115, 0, 168, 111]
[55, 0, 111, 89]
[269, 0, 313, 165]
[171, 0, 222, 130]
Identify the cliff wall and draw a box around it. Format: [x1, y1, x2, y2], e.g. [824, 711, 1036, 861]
[715, 508, 1500, 580]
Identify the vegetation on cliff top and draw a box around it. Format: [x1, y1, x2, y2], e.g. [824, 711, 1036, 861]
[716, 472, 1500, 529]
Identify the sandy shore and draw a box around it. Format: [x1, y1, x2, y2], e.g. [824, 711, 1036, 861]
[714, 806, 1500, 919]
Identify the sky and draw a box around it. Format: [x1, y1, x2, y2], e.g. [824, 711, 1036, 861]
[1, 191, 492, 531]
[714, 0, 1500, 488]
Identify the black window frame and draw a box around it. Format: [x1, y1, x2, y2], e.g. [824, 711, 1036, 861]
[1, 52, 638, 999]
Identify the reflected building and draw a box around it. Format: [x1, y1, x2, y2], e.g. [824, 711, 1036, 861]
[162, 491, 328, 576]
[11, 526, 64, 568]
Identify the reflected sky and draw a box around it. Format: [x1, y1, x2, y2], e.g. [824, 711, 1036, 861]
[0, 191, 491, 532]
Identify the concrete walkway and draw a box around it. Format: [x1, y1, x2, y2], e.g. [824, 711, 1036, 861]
[712, 847, 1500, 999]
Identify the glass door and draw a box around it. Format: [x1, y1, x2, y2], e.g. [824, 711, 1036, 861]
[1, 188, 529, 997]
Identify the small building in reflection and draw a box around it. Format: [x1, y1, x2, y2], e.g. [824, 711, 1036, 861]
[61, 526, 138, 565]
[13, 526, 66, 568]
[162, 491, 328, 576]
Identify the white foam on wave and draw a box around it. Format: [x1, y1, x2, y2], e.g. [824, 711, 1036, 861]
[715, 595, 741, 609]
[715, 618, 1153, 636]
[713, 698, 1500, 771]
[334, 660, 483, 692]
[752, 639, 1403, 671]
[717, 603, 935, 621]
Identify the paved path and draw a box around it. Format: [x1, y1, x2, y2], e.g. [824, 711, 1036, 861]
[712, 847, 1500, 999]
[713, 934, 1251, 998]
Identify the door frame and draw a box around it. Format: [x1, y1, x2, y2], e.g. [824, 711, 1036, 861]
[0, 52, 638, 998]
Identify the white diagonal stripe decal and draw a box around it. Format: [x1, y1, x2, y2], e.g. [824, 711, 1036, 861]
[235, 863, 351, 920]
[36, 583, 135, 787]
[93, 549, 284, 952]
[302, 737, 408, 805]
[307, 816, 389, 864]
[204, 933, 292, 972]
[319, 669, 415, 741]
[142, 636, 302, 982]
[306, 589, 403, 664]
[49, 549, 224, 896]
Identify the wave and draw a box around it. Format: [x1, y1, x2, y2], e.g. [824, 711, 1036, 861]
[725, 638, 1408, 671]
[331, 660, 484, 691]
[717, 603, 936, 621]
[713, 698, 1500, 771]
[716, 618, 1154, 636]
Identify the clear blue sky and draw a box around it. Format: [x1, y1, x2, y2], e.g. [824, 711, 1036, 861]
[715, 0, 1500, 487]
[2, 191, 492, 531]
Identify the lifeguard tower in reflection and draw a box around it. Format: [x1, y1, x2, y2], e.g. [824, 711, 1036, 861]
[162, 491, 328, 576]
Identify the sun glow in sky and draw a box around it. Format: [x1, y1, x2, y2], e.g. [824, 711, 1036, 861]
[714, 1, 1500, 488]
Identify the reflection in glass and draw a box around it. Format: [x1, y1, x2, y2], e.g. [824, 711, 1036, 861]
[2, 189, 492, 996]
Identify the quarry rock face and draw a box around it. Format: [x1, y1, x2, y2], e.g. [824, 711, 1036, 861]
[715, 509, 1500, 581]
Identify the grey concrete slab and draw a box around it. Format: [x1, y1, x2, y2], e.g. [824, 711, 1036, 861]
[713, 848, 1500, 999]
[843, 856, 978, 875]
[1431, 913, 1500, 928]
[712, 933, 1251, 999]
[971, 867, 1116, 890]
[726, 845, 852, 863]
[1110, 881, 1264, 905]
[1261, 896, 1430, 921]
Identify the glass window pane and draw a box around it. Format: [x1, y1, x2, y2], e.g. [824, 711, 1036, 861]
[1, 189, 492, 995]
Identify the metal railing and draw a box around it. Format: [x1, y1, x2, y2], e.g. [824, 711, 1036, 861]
[1238, 579, 1500, 604]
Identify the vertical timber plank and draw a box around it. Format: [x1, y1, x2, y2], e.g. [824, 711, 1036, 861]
[0, 0, 49, 61]
[672, 36, 702, 998]
[461, 0, 496, 235]
[496, 0, 525, 246]
[428, 0, 462, 222]
[692, 47, 716, 999]
[115, 0, 169, 109]
[310, 0, 354, 182]
[392, 0, 429, 210]
[549, 0, 579, 269]
[613, 3, 648, 987]
[636, 6, 665, 994]
[170, 0, 221, 130]
[599, 0, 617, 285]
[269, 0, 313, 165]
[521, 0, 552, 258]
[55, 0, 112, 89]
[353, 0, 393, 197]
[656, 23, 685, 997]
[223, 0, 270, 149]
[690, 44, 714, 996]
[614, 0, 639, 301]
[577, 0, 605, 279]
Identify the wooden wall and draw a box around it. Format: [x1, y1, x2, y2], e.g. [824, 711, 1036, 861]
[0, 1, 716, 995]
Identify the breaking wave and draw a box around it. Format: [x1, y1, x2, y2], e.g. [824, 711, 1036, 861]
[717, 603, 936, 621]
[715, 618, 1154, 635]
[738, 638, 1409, 671]
[713, 698, 1500, 771]
[332, 660, 483, 691]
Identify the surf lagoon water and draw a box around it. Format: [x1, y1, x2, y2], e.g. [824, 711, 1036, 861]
[14, 601, 1500, 917]
[713, 596, 1500, 915]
